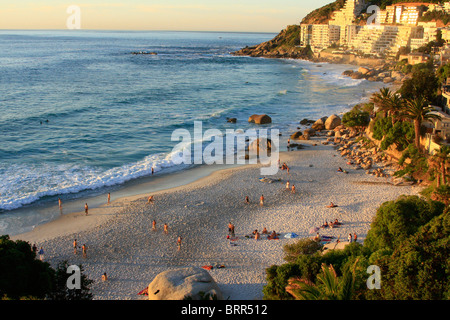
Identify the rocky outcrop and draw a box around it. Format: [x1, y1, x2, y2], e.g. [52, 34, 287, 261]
[232, 25, 313, 59]
[248, 114, 272, 124]
[147, 267, 224, 300]
[342, 67, 406, 84]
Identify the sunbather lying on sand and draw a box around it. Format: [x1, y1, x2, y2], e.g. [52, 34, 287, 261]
[326, 202, 338, 208]
[268, 231, 279, 240]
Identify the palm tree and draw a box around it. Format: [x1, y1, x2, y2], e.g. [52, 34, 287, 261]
[432, 145, 450, 187]
[403, 96, 442, 152]
[286, 263, 357, 300]
[387, 93, 406, 125]
[370, 87, 395, 117]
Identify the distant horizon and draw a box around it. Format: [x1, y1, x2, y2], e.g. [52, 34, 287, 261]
[0, 28, 278, 34]
[0, 0, 333, 33]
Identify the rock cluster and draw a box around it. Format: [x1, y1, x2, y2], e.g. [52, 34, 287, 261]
[342, 66, 409, 84]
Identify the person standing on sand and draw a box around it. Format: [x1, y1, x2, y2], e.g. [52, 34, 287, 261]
[286, 181, 290, 190]
[107, 193, 111, 205]
[353, 232, 357, 242]
[291, 185, 296, 194]
[73, 239, 78, 254]
[348, 233, 352, 243]
[164, 223, 168, 234]
[82, 244, 87, 258]
[228, 222, 235, 238]
[38, 247, 44, 261]
[102, 272, 108, 281]
[245, 196, 249, 204]
[84, 203, 88, 215]
[177, 236, 182, 251]
[58, 198, 62, 210]
[260, 195, 264, 206]
[152, 220, 156, 231]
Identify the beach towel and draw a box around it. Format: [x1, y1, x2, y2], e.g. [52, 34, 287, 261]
[138, 288, 148, 295]
[284, 232, 299, 239]
[202, 265, 214, 270]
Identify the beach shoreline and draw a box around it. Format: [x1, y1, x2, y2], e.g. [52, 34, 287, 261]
[10, 137, 421, 300]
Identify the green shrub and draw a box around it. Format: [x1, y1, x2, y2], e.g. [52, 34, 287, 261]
[365, 195, 445, 253]
[283, 238, 322, 263]
[368, 211, 449, 300]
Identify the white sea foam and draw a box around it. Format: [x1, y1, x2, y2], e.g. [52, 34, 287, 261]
[0, 153, 189, 211]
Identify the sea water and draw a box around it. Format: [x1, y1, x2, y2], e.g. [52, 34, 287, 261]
[0, 30, 385, 235]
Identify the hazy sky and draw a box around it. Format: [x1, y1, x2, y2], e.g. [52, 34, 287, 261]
[0, 0, 333, 32]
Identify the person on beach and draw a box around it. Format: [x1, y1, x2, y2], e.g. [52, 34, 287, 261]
[268, 231, 279, 240]
[245, 196, 250, 204]
[58, 198, 62, 210]
[102, 273, 108, 281]
[353, 232, 357, 242]
[147, 196, 154, 204]
[177, 236, 182, 251]
[286, 181, 290, 190]
[82, 244, 87, 258]
[164, 223, 168, 234]
[254, 231, 260, 240]
[291, 184, 296, 194]
[85, 203, 88, 215]
[228, 222, 235, 238]
[152, 220, 156, 231]
[314, 233, 321, 241]
[326, 202, 338, 208]
[32, 243, 37, 254]
[151, 167, 154, 175]
[260, 195, 264, 206]
[348, 233, 352, 243]
[73, 239, 78, 254]
[262, 227, 268, 234]
[107, 193, 111, 205]
[38, 247, 44, 261]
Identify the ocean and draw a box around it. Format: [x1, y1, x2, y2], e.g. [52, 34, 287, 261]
[0, 30, 385, 235]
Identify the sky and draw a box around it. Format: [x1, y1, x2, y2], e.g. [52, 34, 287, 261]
[0, 0, 333, 32]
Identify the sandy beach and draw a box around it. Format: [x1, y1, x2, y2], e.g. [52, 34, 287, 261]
[11, 137, 420, 300]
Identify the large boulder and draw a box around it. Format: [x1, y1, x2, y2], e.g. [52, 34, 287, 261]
[325, 114, 341, 130]
[248, 114, 272, 124]
[147, 267, 224, 300]
[290, 131, 303, 140]
[248, 138, 274, 155]
[311, 118, 325, 131]
[358, 67, 371, 75]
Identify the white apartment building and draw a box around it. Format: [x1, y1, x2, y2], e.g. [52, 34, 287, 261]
[300, 24, 341, 52]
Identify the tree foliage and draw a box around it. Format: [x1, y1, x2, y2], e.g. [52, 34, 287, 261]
[0, 235, 55, 299]
[0, 235, 93, 300]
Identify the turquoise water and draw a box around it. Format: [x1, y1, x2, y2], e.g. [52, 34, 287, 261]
[0, 30, 385, 233]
